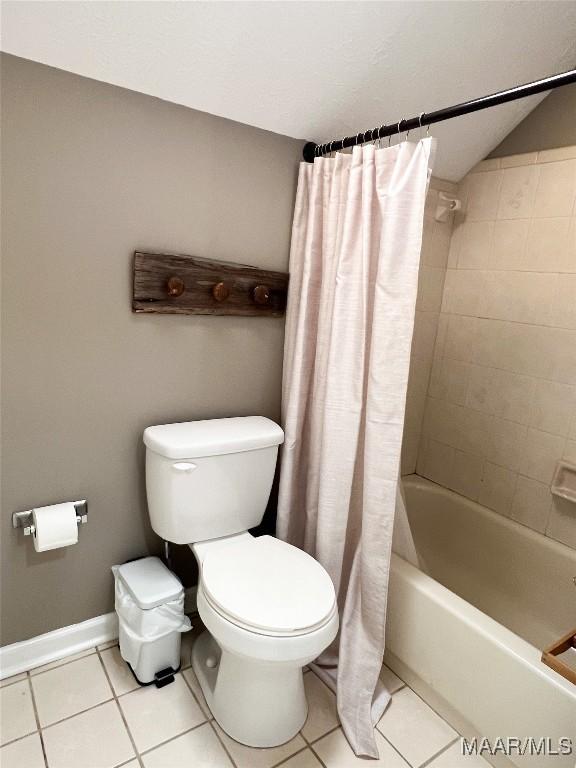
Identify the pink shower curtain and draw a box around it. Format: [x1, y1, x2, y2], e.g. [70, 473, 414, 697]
[277, 139, 434, 758]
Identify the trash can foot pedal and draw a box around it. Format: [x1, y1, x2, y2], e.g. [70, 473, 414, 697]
[154, 667, 177, 688]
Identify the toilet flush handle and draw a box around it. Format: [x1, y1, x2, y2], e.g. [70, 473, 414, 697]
[172, 462, 197, 472]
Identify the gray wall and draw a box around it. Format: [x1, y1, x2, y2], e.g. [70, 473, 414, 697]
[1, 54, 301, 645]
[489, 82, 576, 158]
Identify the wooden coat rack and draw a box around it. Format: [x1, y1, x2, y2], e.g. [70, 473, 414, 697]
[132, 251, 289, 317]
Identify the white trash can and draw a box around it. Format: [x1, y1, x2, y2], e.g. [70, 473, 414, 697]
[113, 557, 192, 687]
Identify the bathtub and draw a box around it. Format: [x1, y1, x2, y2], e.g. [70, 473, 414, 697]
[386, 475, 576, 768]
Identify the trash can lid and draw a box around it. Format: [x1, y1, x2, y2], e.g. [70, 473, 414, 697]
[117, 557, 184, 609]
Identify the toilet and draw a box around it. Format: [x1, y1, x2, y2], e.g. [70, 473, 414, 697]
[143, 416, 338, 747]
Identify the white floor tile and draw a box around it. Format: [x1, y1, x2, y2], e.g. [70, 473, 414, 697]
[141, 722, 232, 768]
[42, 700, 135, 768]
[100, 646, 139, 696]
[300, 672, 339, 742]
[0, 680, 37, 745]
[0, 672, 27, 688]
[428, 741, 492, 767]
[119, 673, 206, 753]
[213, 721, 306, 768]
[380, 665, 404, 695]
[376, 688, 457, 768]
[313, 727, 409, 767]
[30, 649, 96, 676]
[281, 749, 323, 768]
[0, 733, 45, 768]
[31, 654, 112, 727]
[181, 667, 212, 719]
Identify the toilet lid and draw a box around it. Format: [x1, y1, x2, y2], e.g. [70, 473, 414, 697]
[201, 536, 336, 634]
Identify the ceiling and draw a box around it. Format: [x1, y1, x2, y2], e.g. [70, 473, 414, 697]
[2, 1, 576, 180]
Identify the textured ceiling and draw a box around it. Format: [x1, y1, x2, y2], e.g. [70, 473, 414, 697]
[2, 1, 576, 180]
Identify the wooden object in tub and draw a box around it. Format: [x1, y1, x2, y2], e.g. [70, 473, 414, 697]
[132, 251, 289, 317]
[541, 628, 576, 685]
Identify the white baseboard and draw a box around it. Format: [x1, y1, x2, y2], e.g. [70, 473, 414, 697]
[0, 586, 199, 680]
[0, 612, 119, 680]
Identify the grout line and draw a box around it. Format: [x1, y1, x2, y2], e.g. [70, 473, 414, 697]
[28, 648, 98, 679]
[180, 665, 213, 719]
[39, 697, 116, 732]
[271, 746, 310, 767]
[137, 721, 210, 759]
[419, 735, 460, 768]
[379, 730, 417, 767]
[96, 648, 144, 768]
[26, 672, 49, 768]
[206, 720, 238, 768]
[309, 724, 341, 745]
[307, 740, 329, 768]
[0, 673, 30, 689]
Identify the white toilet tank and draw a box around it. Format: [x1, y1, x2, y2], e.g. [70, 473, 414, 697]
[143, 417, 284, 544]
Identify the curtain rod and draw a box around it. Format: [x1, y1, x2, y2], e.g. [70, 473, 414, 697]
[303, 69, 576, 162]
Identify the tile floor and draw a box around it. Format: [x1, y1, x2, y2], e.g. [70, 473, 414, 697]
[1, 619, 490, 768]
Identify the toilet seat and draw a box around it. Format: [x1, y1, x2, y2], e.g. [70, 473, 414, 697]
[200, 535, 336, 636]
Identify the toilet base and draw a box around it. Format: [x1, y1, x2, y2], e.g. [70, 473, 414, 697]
[192, 630, 308, 748]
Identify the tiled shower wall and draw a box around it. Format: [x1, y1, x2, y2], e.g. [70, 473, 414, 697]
[401, 179, 455, 474]
[417, 146, 576, 550]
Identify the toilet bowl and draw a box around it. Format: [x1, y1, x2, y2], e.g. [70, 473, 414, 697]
[143, 416, 338, 748]
[191, 533, 338, 747]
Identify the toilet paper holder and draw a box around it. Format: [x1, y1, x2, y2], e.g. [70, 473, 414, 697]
[12, 500, 88, 536]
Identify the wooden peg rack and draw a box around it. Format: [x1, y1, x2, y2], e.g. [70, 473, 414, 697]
[541, 628, 576, 685]
[132, 251, 289, 317]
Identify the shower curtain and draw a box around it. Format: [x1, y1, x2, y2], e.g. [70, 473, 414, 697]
[277, 138, 434, 758]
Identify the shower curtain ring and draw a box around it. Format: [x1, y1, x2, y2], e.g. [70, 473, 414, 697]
[418, 112, 425, 139]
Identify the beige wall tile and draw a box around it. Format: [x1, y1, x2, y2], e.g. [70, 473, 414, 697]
[442, 269, 486, 315]
[411, 311, 439, 362]
[492, 369, 535, 424]
[421, 219, 452, 268]
[417, 267, 445, 312]
[448, 450, 484, 500]
[533, 160, 576, 218]
[492, 219, 529, 270]
[497, 165, 537, 220]
[485, 417, 527, 472]
[530, 380, 576, 436]
[415, 151, 576, 551]
[526, 218, 571, 272]
[551, 274, 576, 329]
[545, 496, 576, 549]
[565, 218, 576, 273]
[424, 399, 491, 456]
[466, 365, 499, 415]
[444, 315, 478, 362]
[479, 462, 517, 515]
[480, 271, 555, 325]
[518, 428, 565, 484]
[510, 476, 552, 533]
[466, 170, 503, 221]
[500, 152, 538, 169]
[433, 313, 449, 359]
[456, 221, 493, 270]
[429, 357, 470, 405]
[419, 438, 454, 488]
[546, 327, 576, 384]
[565, 439, 576, 462]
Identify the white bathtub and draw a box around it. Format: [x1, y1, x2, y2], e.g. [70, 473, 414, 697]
[386, 475, 576, 768]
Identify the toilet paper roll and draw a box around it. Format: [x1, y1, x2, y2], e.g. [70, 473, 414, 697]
[32, 503, 79, 552]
